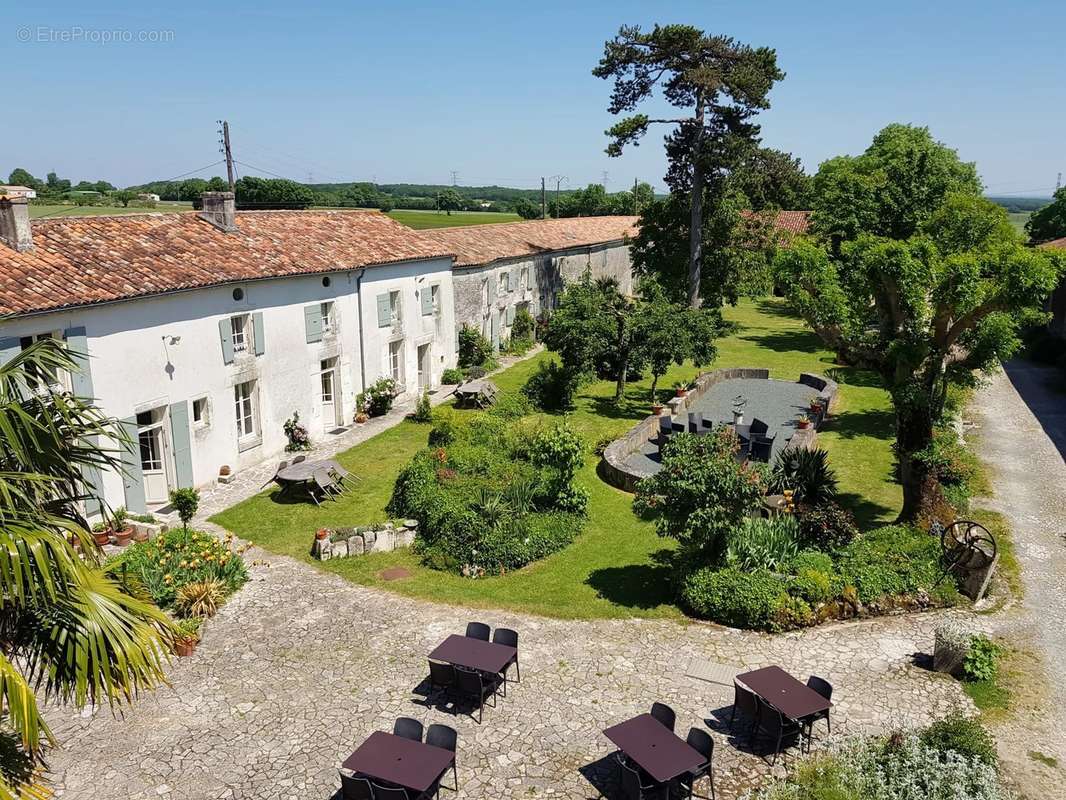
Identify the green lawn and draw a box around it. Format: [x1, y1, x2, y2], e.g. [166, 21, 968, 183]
[29, 202, 192, 219]
[385, 209, 521, 229]
[211, 298, 898, 620]
[1007, 211, 1031, 235]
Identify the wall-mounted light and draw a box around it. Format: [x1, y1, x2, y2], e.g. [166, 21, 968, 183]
[162, 335, 182, 346]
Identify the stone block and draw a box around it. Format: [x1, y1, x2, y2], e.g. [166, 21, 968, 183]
[395, 529, 415, 548]
[362, 529, 376, 548]
[371, 529, 394, 553]
[347, 535, 364, 556]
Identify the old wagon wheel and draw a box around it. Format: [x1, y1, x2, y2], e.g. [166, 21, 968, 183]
[940, 519, 997, 570]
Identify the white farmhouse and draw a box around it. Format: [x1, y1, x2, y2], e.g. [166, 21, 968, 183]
[0, 193, 456, 517]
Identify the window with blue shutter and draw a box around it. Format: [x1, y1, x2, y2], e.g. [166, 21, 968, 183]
[169, 401, 195, 488]
[376, 293, 391, 327]
[506, 305, 515, 325]
[304, 304, 323, 343]
[119, 417, 147, 514]
[420, 287, 434, 316]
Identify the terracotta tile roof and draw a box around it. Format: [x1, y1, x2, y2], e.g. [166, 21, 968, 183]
[421, 216, 640, 268]
[0, 210, 453, 316]
[1038, 236, 1066, 250]
[768, 210, 810, 235]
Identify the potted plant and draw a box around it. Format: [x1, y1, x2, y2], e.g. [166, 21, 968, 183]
[110, 506, 133, 546]
[797, 414, 812, 430]
[651, 399, 664, 415]
[91, 521, 111, 547]
[673, 380, 689, 398]
[173, 616, 202, 657]
[316, 527, 331, 541]
[219, 464, 231, 477]
[809, 398, 823, 413]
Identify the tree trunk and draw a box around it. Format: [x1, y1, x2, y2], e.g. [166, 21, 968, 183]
[650, 373, 660, 403]
[895, 400, 935, 522]
[688, 94, 705, 309]
[614, 315, 628, 403]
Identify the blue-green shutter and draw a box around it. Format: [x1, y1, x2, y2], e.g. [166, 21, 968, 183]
[119, 417, 147, 514]
[169, 401, 194, 489]
[218, 319, 234, 364]
[304, 304, 323, 343]
[376, 294, 391, 327]
[64, 327, 103, 516]
[487, 276, 497, 305]
[420, 287, 434, 316]
[490, 311, 500, 350]
[505, 305, 515, 325]
[252, 312, 265, 356]
[0, 336, 19, 367]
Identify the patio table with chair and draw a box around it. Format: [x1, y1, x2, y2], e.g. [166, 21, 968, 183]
[452, 378, 498, 409]
[426, 624, 519, 723]
[603, 708, 712, 799]
[732, 666, 833, 763]
[268, 458, 357, 504]
[341, 725, 455, 799]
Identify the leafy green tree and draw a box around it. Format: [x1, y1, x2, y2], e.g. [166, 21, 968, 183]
[594, 24, 783, 307]
[542, 270, 614, 384]
[112, 189, 137, 207]
[45, 172, 71, 194]
[513, 198, 540, 219]
[731, 147, 811, 210]
[437, 188, 463, 215]
[1026, 187, 1066, 243]
[0, 340, 173, 798]
[169, 487, 200, 534]
[778, 189, 1063, 520]
[235, 176, 314, 209]
[7, 168, 42, 191]
[178, 178, 208, 202]
[634, 428, 766, 566]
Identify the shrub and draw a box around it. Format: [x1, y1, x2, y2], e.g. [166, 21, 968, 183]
[963, 635, 1002, 683]
[724, 516, 802, 572]
[175, 616, 202, 642]
[529, 421, 588, 515]
[488, 391, 533, 421]
[169, 487, 199, 532]
[790, 567, 835, 605]
[283, 410, 311, 451]
[109, 505, 129, 531]
[441, 367, 464, 384]
[357, 377, 397, 417]
[919, 712, 998, 767]
[522, 360, 580, 411]
[681, 567, 787, 629]
[797, 500, 859, 551]
[634, 429, 766, 566]
[789, 549, 834, 575]
[458, 325, 493, 368]
[412, 390, 432, 423]
[836, 524, 955, 604]
[109, 529, 248, 610]
[769, 447, 838, 504]
[175, 579, 225, 618]
[511, 307, 535, 345]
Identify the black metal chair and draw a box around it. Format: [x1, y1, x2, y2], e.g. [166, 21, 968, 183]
[454, 666, 499, 724]
[650, 702, 676, 732]
[259, 460, 289, 490]
[292, 454, 307, 463]
[491, 627, 520, 690]
[676, 728, 715, 800]
[465, 621, 491, 641]
[426, 723, 459, 791]
[688, 412, 703, 433]
[370, 780, 410, 800]
[340, 773, 374, 800]
[616, 753, 668, 800]
[730, 681, 760, 739]
[752, 697, 805, 766]
[393, 716, 424, 742]
[428, 660, 455, 696]
[803, 675, 833, 741]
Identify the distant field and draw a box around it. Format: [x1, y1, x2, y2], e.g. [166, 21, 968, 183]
[1007, 211, 1031, 235]
[385, 209, 521, 229]
[29, 202, 192, 219]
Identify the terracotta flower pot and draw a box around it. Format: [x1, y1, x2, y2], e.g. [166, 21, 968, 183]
[316, 528, 330, 541]
[132, 527, 149, 543]
[651, 403, 664, 416]
[113, 527, 134, 546]
[797, 418, 811, 430]
[355, 413, 369, 424]
[675, 388, 687, 398]
[174, 638, 198, 657]
[92, 530, 112, 547]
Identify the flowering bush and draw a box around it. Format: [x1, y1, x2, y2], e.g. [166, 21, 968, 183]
[109, 529, 249, 612]
[283, 410, 312, 451]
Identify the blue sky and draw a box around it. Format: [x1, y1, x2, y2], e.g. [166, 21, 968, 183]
[6, 1, 1064, 195]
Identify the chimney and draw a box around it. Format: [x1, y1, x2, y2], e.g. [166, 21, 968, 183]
[0, 196, 34, 252]
[199, 191, 237, 232]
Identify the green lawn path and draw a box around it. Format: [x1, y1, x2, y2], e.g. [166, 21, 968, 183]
[212, 299, 899, 620]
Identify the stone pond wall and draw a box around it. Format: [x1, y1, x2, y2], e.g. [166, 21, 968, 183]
[311, 521, 418, 561]
[600, 368, 840, 493]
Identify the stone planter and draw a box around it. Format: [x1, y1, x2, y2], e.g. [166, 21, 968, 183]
[130, 520, 167, 541]
[113, 527, 134, 546]
[312, 521, 419, 561]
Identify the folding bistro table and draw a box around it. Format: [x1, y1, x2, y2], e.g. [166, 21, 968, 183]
[429, 634, 516, 675]
[603, 713, 705, 784]
[735, 666, 832, 720]
[342, 731, 454, 795]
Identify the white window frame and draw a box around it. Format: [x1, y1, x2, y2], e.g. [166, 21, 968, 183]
[500, 271, 510, 292]
[230, 314, 251, 354]
[192, 396, 210, 428]
[388, 340, 405, 386]
[320, 358, 336, 403]
[321, 301, 335, 334]
[234, 380, 258, 443]
[520, 267, 529, 291]
[19, 331, 69, 391]
[389, 290, 402, 326]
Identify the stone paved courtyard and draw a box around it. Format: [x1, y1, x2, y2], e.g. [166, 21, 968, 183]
[48, 545, 976, 800]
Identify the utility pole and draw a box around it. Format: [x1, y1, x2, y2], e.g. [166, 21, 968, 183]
[601, 170, 609, 190]
[549, 175, 567, 218]
[218, 120, 235, 191]
[1057, 172, 1062, 192]
[541, 177, 547, 219]
[633, 176, 639, 214]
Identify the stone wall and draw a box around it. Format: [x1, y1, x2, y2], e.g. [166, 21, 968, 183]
[600, 368, 839, 493]
[311, 521, 417, 561]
